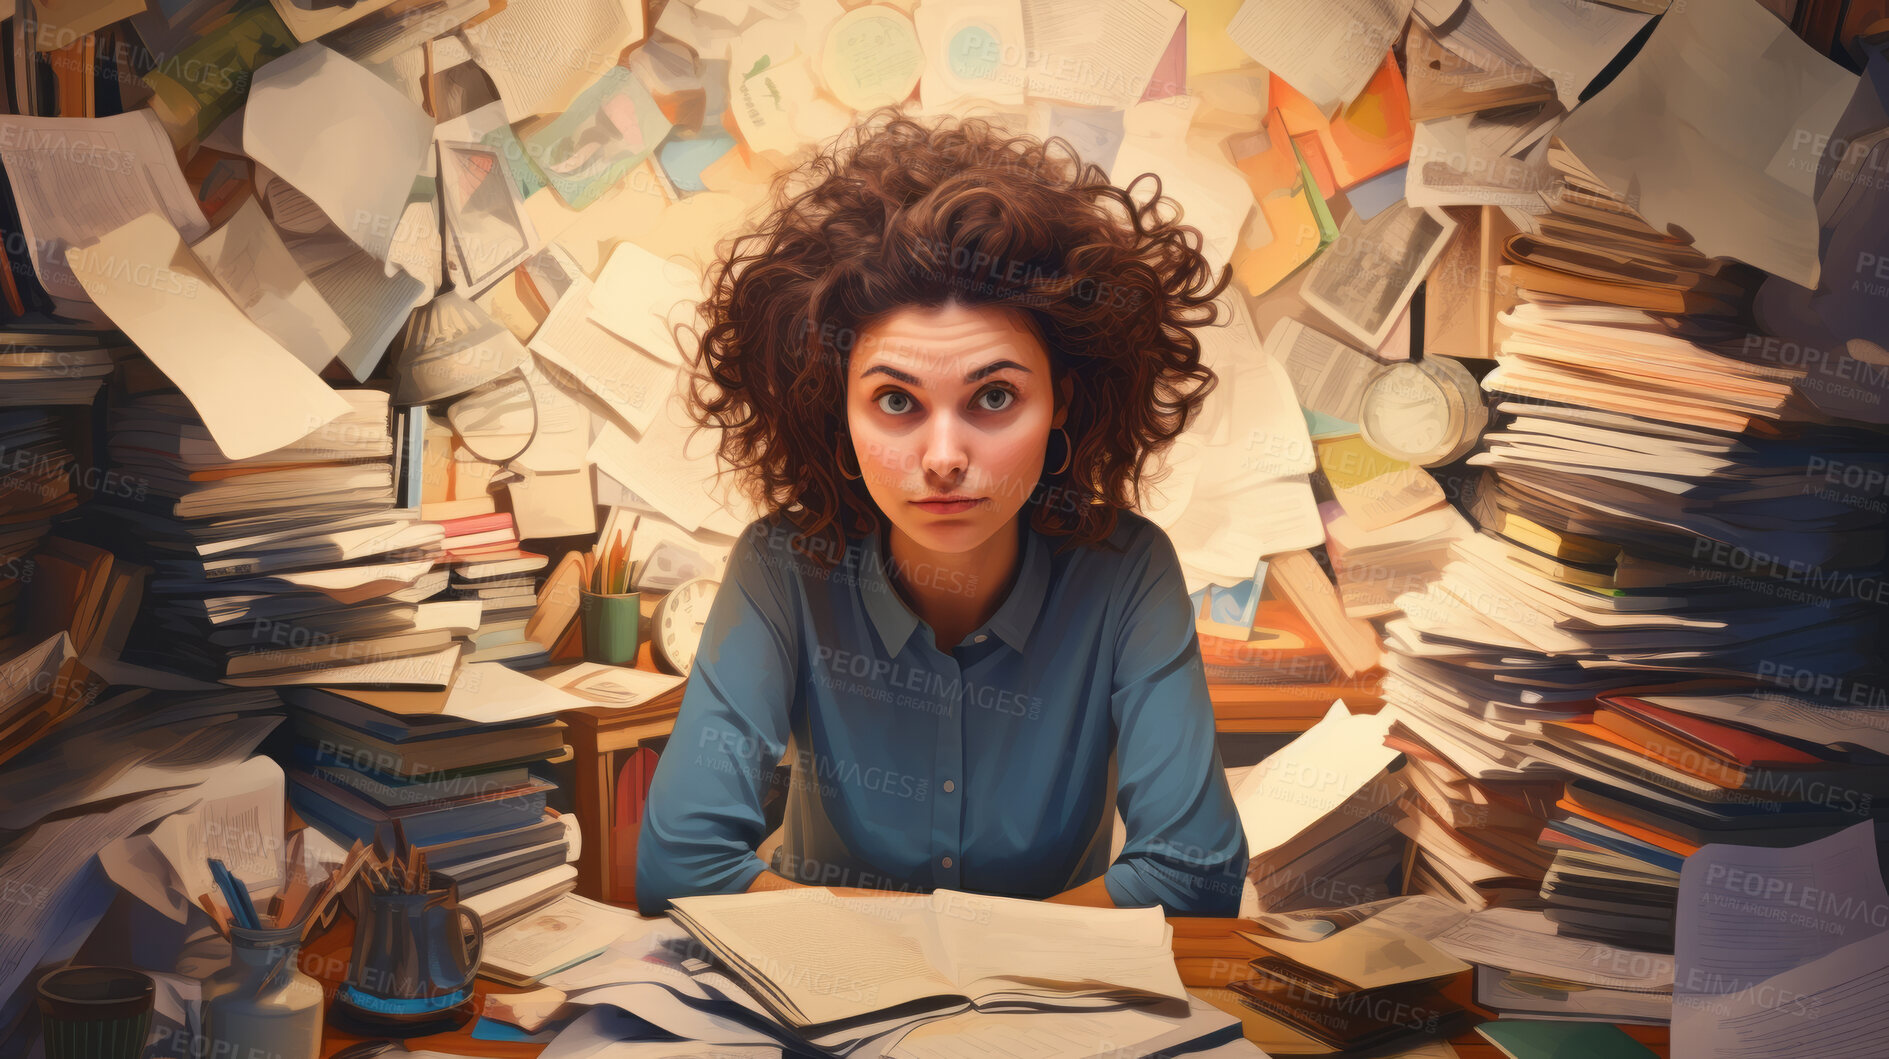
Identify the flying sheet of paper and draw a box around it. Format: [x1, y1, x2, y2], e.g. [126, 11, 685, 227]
[1468, 0, 1651, 108]
[297, 248, 430, 381]
[587, 240, 702, 366]
[245, 43, 437, 262]
[190, 198, 353, 372]
[1226, 0, 1415, 114]
[462, 0, 647, 120]
[530, 273, 677, 435]
[0, 110, 209, 302]
[1555, 0, 1855, 288]
[66, 213, 350, 462]
[587, 387, 759, 535]
[1019, 0, 1184, 109]
[916, 0, 1028, 108]
[1110, 135, 1255, 278]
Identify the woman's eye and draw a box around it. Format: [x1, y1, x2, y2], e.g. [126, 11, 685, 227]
[977, 388, 1015, 412]
[875, 392, 915, 415]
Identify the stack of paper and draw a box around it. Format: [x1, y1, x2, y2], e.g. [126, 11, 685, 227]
[282, 669, 586, 928]
[78, 374, 466, 687]
[1231, 702, 1407, 913]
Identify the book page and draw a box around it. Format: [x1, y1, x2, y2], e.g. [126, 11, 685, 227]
[927, 890, 1187, 1002]
[671, 889, 961, 1027]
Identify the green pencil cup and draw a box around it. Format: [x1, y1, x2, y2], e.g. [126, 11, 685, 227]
[36, 966, 154, 1059]
[580, 589, 641, 665]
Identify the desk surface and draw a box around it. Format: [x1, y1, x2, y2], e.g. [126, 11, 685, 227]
[308, 913, 1670, 1059]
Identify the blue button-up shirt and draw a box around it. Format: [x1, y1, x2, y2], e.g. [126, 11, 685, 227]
[636, 508, 1248, 916]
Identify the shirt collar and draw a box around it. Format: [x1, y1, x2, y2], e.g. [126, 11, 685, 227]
[858, 517, 1050, 657]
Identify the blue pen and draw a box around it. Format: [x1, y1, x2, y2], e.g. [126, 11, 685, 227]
[209, 859, 260, 930]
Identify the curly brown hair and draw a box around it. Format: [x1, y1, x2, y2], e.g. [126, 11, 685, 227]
[685, 107, 1229, 569]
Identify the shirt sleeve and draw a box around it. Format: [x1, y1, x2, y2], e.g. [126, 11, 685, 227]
[636, 519, 801, 915]
[1101, 523, 1250, 917]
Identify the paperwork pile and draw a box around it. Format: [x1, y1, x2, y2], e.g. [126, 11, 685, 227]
[1231, 702, 1407, 913]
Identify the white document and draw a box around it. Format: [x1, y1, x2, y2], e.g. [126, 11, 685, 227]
[1468, 0, 1651, 108]
[1555, 0, 1855, 288]
[483, 893, 657, 983]
[587, 382, 760, 535]
[532, 273, 678, 436]
[1430, 907, 1673, 991]
[245, 43, 437, 262]
[1681, 933, 1889, 1059]
[1019, 0, 1184, 109]
[544, 662, 687, 710]
[0, 110, 209, 301]
[65, 213, 351, 462]
[587, 241, 703, 366]
[299, 248, 430, 381]
[1109, 135, 1254, 278]
[1231, 701, 1398, 858]
[1268, 318, 1381, 424]
[427, 660, 593, 723]
[461, 0, 646, 120]
[191, 198, 353, 372]
[1227, 0, 1415, 113]
[1674, 822, 1889, 1059]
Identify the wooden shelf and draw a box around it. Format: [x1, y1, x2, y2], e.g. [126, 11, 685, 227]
[1209, 672, 1385, 734]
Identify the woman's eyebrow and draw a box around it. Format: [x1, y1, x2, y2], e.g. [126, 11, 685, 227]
[861, 359, 1032, 385]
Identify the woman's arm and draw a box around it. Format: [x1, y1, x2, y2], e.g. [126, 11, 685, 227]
[636, 522, 802, 914]
[1098, 523, 1250, 916]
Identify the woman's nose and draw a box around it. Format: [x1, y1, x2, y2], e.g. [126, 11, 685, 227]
[920, 414, 969, 480]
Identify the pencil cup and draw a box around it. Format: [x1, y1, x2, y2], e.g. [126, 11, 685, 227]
[581, 588, 641, 665]
[202, 923, 322, 1059]
[36, 966, 154, 1059]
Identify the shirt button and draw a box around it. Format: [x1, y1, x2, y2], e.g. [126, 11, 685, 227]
[941, 856, 953, 869]
[943, 780, 955, 793]
[973, 634, 987, 643]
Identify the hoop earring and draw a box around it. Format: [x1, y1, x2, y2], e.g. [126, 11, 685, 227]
[837, 436, 863, 481]
[1048, 426, 1072, 476]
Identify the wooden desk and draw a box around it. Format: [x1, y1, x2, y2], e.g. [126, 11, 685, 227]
[556, 640, 675, 903]
[310, 913, 1669, 1058]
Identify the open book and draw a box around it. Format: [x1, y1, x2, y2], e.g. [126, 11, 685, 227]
[666, 888, 1188, 1037]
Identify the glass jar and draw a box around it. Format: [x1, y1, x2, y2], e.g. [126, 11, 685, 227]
[202, 923, 323, 1059]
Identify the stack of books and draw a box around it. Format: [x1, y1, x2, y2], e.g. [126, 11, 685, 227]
[0, 332, 116, 652]
[1377, 141, 1889, 1006]
[436, 512, 549, 667]
[81, 362, 469, 687]
[282, 684, 578, 930]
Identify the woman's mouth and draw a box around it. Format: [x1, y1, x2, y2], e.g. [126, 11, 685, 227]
[911, 496, 985, 515]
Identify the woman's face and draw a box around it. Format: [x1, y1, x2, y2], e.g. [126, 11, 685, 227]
[846, 301, 1068, 556]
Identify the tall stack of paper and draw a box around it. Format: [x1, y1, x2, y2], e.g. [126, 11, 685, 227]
[1379, 145, 1889, 977]
[74, 363, 466, 686]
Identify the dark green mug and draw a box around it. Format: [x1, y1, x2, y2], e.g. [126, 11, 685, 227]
[37, 966, 155, 1059]
[580, 588, 642, 666]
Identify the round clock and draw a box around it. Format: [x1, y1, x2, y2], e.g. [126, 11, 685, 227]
[650, 577, 720, 677]
[1358, 356, 1489, 467]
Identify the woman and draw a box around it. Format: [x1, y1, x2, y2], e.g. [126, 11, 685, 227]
[636, 110, 1248, 916]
